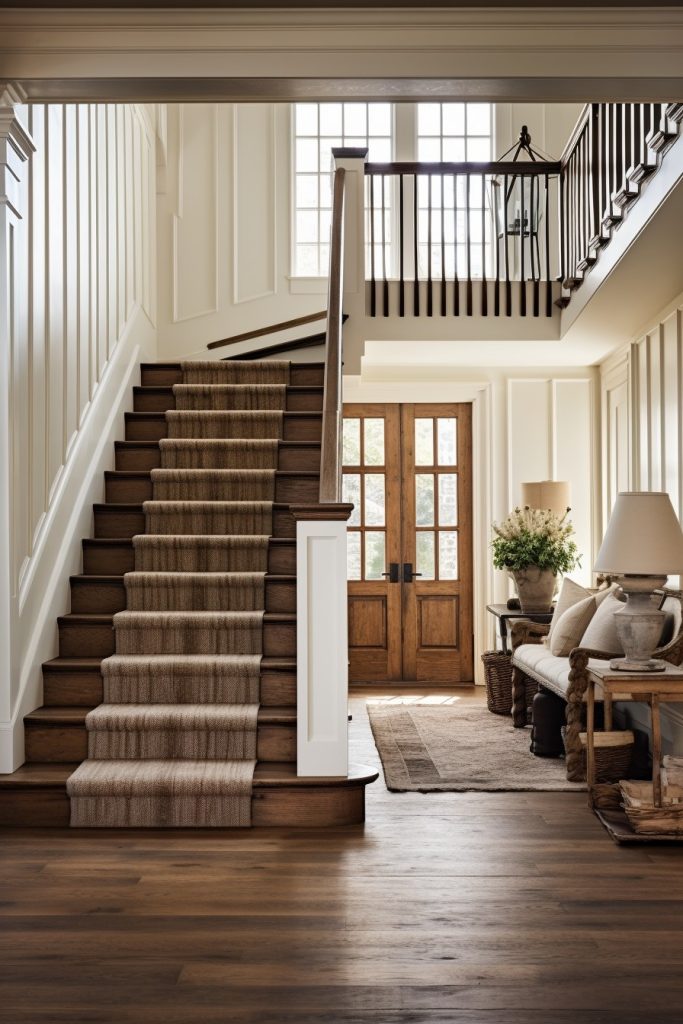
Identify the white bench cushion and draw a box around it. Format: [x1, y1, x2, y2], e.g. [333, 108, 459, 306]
[512, 643, 609, 701]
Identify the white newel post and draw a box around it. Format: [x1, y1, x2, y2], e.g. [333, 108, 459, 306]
[293, 503, 353, 777]
[0, 89, 34, 768]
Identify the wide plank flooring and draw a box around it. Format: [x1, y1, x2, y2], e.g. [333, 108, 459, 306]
[2, 687, 683, 1023]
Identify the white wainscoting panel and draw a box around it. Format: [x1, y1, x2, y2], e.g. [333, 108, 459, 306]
[297, 520, 349, 777]
[0, 101, 157, 771]
[232, 104, 276, 306]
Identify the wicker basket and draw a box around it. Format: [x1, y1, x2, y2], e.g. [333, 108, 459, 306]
[620, 780, 683, 835]
[579, 730, 635, 784]
[481, 651, 513, 715]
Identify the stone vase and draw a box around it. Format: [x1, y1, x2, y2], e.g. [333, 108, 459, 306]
[511, 566, 557, 613]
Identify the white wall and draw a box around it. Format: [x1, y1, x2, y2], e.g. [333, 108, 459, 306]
[156, 101, 583, 362]
[0, 100, 157, 772]
[600, 292, 683, 753]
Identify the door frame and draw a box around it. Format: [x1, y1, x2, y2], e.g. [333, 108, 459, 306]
[343, 376, 500, 687]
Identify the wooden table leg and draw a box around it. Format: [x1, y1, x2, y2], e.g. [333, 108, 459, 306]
[586, 678, 596, 788]
[604, 687, 613, 731]
[651, 693, 662, 807]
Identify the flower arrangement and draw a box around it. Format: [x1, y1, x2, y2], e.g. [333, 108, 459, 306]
[491, 506, 580, 575]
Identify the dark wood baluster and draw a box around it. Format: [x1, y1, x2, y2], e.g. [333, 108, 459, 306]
[589, 104, 600, 247]
[598, 103, 607, 235]
[580, 130, 587, 268]
[369, 172, 376, 317]
[427, 174, 433, 317]
[399, 173, 405, 317]
[466, 175, 473, 316]
[531, 174, 539, 317]
[481, 174, 487, 317]
[494, 176, 500, 317]
[440, 173, 446, 316]
[544, 173, 551, 317]
[504, 173, 511, 316]
[381, 173, 389, 317]
[413, 172, 419, 316]
[453, 173, 460, 315]
[519, 175, 526, 315]
[559, 166, 566, 287]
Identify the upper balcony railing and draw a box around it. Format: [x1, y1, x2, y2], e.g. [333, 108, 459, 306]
[364, 104, 682, 320]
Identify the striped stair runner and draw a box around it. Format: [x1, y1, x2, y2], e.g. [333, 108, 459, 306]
[67, 360, 291, 827]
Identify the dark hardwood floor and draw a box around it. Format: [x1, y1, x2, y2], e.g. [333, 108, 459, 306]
[2, 687, 683, 1023]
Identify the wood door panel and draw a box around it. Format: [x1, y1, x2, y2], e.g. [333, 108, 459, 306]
[417, 594, 460, 649]
[348, 595, 387, 649]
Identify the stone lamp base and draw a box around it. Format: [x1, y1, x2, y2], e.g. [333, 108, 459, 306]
[609, 574, 668, 672]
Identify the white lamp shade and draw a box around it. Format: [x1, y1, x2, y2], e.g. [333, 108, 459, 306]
[595, 491, 683, 575]
[521, 480, 571, 515]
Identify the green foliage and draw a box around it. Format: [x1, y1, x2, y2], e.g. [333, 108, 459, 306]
[491, 506, 581, 575]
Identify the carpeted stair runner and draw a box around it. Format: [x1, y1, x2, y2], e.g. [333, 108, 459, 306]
[150, 468, 276, 502]
[67, 359, 292, 828]
[166, 410, 283, 439]
[159, 438, 279, 470]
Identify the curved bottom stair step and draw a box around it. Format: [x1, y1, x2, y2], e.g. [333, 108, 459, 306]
[0, 762, 379, 828]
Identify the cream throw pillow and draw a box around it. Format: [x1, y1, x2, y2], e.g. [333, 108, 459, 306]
[548, 578, 592, 644]
[579, 591, 624, 655]
[549, 594, 598, 656]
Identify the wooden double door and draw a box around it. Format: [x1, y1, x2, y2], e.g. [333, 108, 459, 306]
[343, 403, 473, 684]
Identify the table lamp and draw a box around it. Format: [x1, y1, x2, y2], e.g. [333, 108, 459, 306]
[594, 491, 683, 671]
[521, 480, 571, 515]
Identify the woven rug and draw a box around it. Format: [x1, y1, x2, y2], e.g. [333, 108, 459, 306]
[367, 703, 586, 792]
[67, 359, 292, 828]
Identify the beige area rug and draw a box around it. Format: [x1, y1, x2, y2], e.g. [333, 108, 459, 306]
[367, 703, 586, 792]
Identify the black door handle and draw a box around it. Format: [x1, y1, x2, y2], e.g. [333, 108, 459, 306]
[403, 562, 423, 583]
[381, 562, 400, 583]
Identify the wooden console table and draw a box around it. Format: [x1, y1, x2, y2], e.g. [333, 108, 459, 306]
[486, 603, 554, 655]
[586, 663, 683, 805]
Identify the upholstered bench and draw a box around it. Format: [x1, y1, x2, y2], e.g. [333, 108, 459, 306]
[510, 588, 683, 781]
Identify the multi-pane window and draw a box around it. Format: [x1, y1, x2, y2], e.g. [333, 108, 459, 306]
[414, 416, 460, 581]
[416, 103, 494, 279]
[342, 416, 387, 581]
[293, 103, 393, 277]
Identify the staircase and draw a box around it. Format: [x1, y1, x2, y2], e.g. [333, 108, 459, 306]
[0, 358, 376, 827]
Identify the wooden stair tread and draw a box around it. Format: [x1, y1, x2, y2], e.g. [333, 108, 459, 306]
[140, 362, 325, 371]
[26, 706, 296, 726]
[254, 763, 379, 787]
[0, 762, 378, 791]
[44, 655, 296, 670]
[70, 573, 296, 582]
[126, 411, 323, 419]
[93, 502, 300, 512]
[58, 611, 295, 623]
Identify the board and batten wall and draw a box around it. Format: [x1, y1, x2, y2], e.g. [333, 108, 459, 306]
[0, 100, 157, 772]
[600, 292, 683, 753]
[155, 102, 582, 361]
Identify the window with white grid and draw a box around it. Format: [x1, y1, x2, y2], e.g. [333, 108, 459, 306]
[416, 103, 494, 279]
[293, 103, 393, 277]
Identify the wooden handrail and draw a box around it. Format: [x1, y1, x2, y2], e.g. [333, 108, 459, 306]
[365, 160, 561, 176]
[207, 309, 327, 351]
[319, 167, 346, 504]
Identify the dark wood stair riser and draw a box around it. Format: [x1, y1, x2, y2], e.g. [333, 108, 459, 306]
[133, 386, 324, 414]
[25, 720, 296, 764]
[115, 441, 321, 473]
[83, 539, 296, 576]
[140, 363, 324, 388]
[58, 617, 296, 659]
[93, 504, 297, 540]
[104, 470, 320, 504]
[70, 576, 296, 615]
[42, 668, 296, 708]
